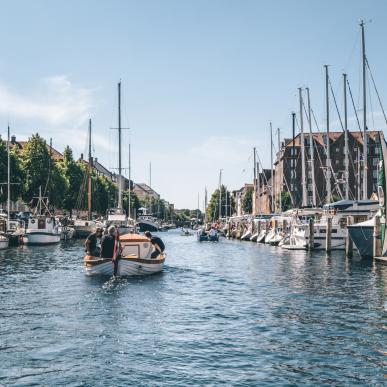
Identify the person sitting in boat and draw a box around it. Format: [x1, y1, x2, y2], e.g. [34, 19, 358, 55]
[209, 227, 217, 237]
[100, 226, 119, 259]
[144, 231, 165, 259]
[85, 227, 103, 256]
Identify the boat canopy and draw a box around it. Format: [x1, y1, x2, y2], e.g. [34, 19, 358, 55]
[324, 200, 379, 211]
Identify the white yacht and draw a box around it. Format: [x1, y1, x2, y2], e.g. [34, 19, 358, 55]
[282, 200, 378, 251]
[136, 208, 160, 232]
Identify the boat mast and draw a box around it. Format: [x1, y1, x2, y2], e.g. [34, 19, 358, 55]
[324, 65, 332, 203]
[204, 186, 208, 222]
[291, 112, 296, 206]
[128, 142, 131, 218]
[257, 160, 260, 214]
[118, 81, 122, 210]
[299, 88, 307, 207]
[361, 20, 368, 200]
[253, 147, 256, 215]
[306, 88, 316, 207]
[277, 128, 282, 212]
[343, 73, 349, 200]
[270, 122, 274, 212]
[218, 169, 222, 220]
[88, 118, 92, 221]
[7, 125, 10, 223]
[225, 188, 228, 219]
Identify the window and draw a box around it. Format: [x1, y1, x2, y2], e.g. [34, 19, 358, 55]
[291, 148, 298, 156]
[373, 158, 379, 166]
[373, 170, 378, 178]
[332, 229, 337, 233]
[290, 159, 296, 167]
[291, 170, 297, 179]
[375, 147, 380, 155]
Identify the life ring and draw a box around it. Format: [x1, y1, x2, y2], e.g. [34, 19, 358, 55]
[30, 219, 35, 224]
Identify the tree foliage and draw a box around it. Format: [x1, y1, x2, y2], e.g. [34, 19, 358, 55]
[206, 185, 235, 221]
[242, 187, 253, 214]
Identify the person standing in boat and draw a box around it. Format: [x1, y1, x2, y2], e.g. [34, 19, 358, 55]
[100, 225, 120, 258]
[85, 227, 103, 256]
[144, 231, 165, 259]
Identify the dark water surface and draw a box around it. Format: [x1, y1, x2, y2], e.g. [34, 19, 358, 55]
[0, 231, 386, 386]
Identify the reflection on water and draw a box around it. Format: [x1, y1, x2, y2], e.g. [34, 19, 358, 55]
[0, 232, 386, 385]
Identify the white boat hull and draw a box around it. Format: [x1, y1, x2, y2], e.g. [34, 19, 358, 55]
[23, 232, 61, 245]
[85, 255, 165, 277]
[0, 238, 9, 249]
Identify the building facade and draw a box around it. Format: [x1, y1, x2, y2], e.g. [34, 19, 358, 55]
[274, 130, 382, 209]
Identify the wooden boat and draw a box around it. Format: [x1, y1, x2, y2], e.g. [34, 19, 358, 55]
[84, 233, 165, 276]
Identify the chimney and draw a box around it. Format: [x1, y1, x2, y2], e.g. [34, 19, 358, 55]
[80, 153, 83, 160]
[94, 157, 98, 163]
[11, 135, 16, 144]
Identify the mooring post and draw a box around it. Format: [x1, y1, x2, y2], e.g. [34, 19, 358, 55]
[373, 216, 381, 258]
[308, 218, 314, 250]
[326, 216, 332, 253]
[345, 216, 353, 258]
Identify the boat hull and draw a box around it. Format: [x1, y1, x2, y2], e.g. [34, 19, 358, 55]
[137, 221, 159, 232]
[348, 225, 374, 258]
[0, 238, 9, 250]
[84, 255, 165, 276]
[23, 232, 61, 245]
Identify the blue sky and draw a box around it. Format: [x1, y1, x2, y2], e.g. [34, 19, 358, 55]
[0, 0, 386, 208]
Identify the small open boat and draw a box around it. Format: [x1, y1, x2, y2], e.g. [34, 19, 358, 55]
[84, 233, 165, 276]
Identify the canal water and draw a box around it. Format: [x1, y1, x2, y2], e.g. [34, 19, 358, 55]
[0, 230, 386, 386]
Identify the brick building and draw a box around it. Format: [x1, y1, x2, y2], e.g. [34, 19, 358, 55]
[274, 130, 382, 208]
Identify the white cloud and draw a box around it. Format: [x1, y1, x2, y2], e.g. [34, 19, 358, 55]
[0, 75, 93, 127]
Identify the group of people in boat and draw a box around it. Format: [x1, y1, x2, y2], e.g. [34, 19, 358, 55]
[84, 227, 165, 259]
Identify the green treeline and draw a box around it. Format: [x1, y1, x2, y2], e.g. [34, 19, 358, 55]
[1, 133, 142, 215]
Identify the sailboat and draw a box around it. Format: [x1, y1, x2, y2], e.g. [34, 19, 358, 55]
[105, 81, 135, 235]
[22, 186, 60, 245]
[73, 119, 101, 238]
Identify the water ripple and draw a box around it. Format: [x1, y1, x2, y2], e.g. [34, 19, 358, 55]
[0, 231, 386, 385]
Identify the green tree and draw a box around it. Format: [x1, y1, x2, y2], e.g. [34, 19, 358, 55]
[58, 146, 84, 213]
[280, 191, 292, 211]
[206, 185, 235, 221]
[19, 134, 52, 202]
[122, 190, 141, 217]
[242, 187, 253, 214]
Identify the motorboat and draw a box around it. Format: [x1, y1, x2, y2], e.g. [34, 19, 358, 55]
[105, 208, 136, 235]
[73, 218, 101, 238]
[84, 233, 165, 276]
[310, 200, 378, 250]
[136, 212, 160, 232]
[58, 225, 75, 240]
[0, 233, 9, 249]
[22, 188, 61, 245]
[281, 223, 310, 250]
[197, 229, 219, 242]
